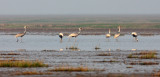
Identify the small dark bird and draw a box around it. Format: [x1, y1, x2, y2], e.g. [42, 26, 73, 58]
[132, 32, 138, 42]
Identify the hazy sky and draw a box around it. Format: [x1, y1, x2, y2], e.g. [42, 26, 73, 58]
[0, 0, 160, 15]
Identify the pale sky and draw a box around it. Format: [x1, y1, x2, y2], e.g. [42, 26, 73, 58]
[0, 0, 160, 15]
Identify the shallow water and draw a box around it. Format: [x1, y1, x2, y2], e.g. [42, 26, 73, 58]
[0, 34, 160, 51]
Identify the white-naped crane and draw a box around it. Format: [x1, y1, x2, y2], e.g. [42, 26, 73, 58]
[68, 27, 82, 41]
[59, 32, 64, 42]
[15, 26, 27, 42]
[106, 29, 111, 41]
[114, 26, 121, 41]
[132, 32, 138, 42]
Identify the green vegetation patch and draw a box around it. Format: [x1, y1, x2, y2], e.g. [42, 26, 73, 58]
[0, 60, 48, 67]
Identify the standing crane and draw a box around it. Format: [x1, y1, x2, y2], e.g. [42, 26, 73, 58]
[68, 27, 82, 41]
[15, 26, 27, 42]
[59, 33, 64, 42]
[114, 26, 121, 41]
[132, 32, 138, 42]
[106, 29, 111, 41]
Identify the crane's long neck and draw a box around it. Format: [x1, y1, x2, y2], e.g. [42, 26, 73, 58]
[78, 29, 81, 34]
[109, 29, 110, 34]
[118, 27, 120, 33]
[24, 28, 26, 34]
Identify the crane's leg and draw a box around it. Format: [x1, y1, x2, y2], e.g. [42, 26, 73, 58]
[16, 38, 19, 42]
[75, 37, 77, 42]
[68, 37, 71, 42]
[116, 38, 118, 42]
[106, 38, 109, 42]
[135, 37, 138, 42]
[60, 38, 62, 43]
[20, 37, 23, 43]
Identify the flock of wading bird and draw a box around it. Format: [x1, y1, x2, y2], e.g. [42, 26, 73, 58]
[15, 26, 138, 42]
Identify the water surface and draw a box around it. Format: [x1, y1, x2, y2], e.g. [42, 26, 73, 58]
[0, 34, 159, 51]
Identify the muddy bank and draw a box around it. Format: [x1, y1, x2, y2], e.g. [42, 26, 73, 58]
[0, 50, 159, 77]
[0, 28, 160, 35]
[1, 71, 153, 77]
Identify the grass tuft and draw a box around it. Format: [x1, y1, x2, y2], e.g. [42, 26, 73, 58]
[49, 66, 103, 72]
[153, 70, 160, 76]
[127, 50, 157, 59]
[0, 60, 48, 67]
[0, 53, 20, 55]
[97, 52, 111, 56]
[127, 54, 138, 58]
[130, 61, 159, 65]
[140, 54, 157, 59]
[133, 51, 157, 55]
[66, 46, 80, 51]
[95, 46, 100, 50]
[15, 71, 52, 75]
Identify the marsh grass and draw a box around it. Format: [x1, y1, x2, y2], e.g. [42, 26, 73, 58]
[94, 59, 119, 63]
[49, 66, 103, 72]
[42, 50, 57, 52]
[126, 66, 133, 68]
[153, 70, 160, 76]
[127, 54, 138, 58]
[133, 51, 157, 55]
[140, 62, 159, 65]
[127, 50, 157, 59]
[95, 46, 100, 50]
[15, 71, 52, 75]
[97, 52, 111, 56]
[69, 46, 78, 50]
[0, 60, 48, 67]
[66, 46, 80, 51]
[0, 52, 20, 55]
[130, 61, 159, 65]
[140, 54, 157, 59]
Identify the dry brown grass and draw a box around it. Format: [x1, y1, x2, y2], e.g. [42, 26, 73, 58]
[95, 46, 100, 50]
[15, 71, 52, 75]
[130, 61, 159, 65]
[66, 46, 80, 51]
[94, 59, 119, 63]
[0, 59, 23, 62]
[127, 54, 138, 58]
[153, 70, 160, 76]
[127, 50, 157, 59]
[140, 54, 157, 59]
[126, 66, 133, 68]
[0, 52, 20, 55]
[97, 52, 111, 56]
[133, 51, 157, 55]
[49, 66, 103, 72]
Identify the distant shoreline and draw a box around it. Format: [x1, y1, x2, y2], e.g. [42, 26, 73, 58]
[0, 28, 160, 35]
